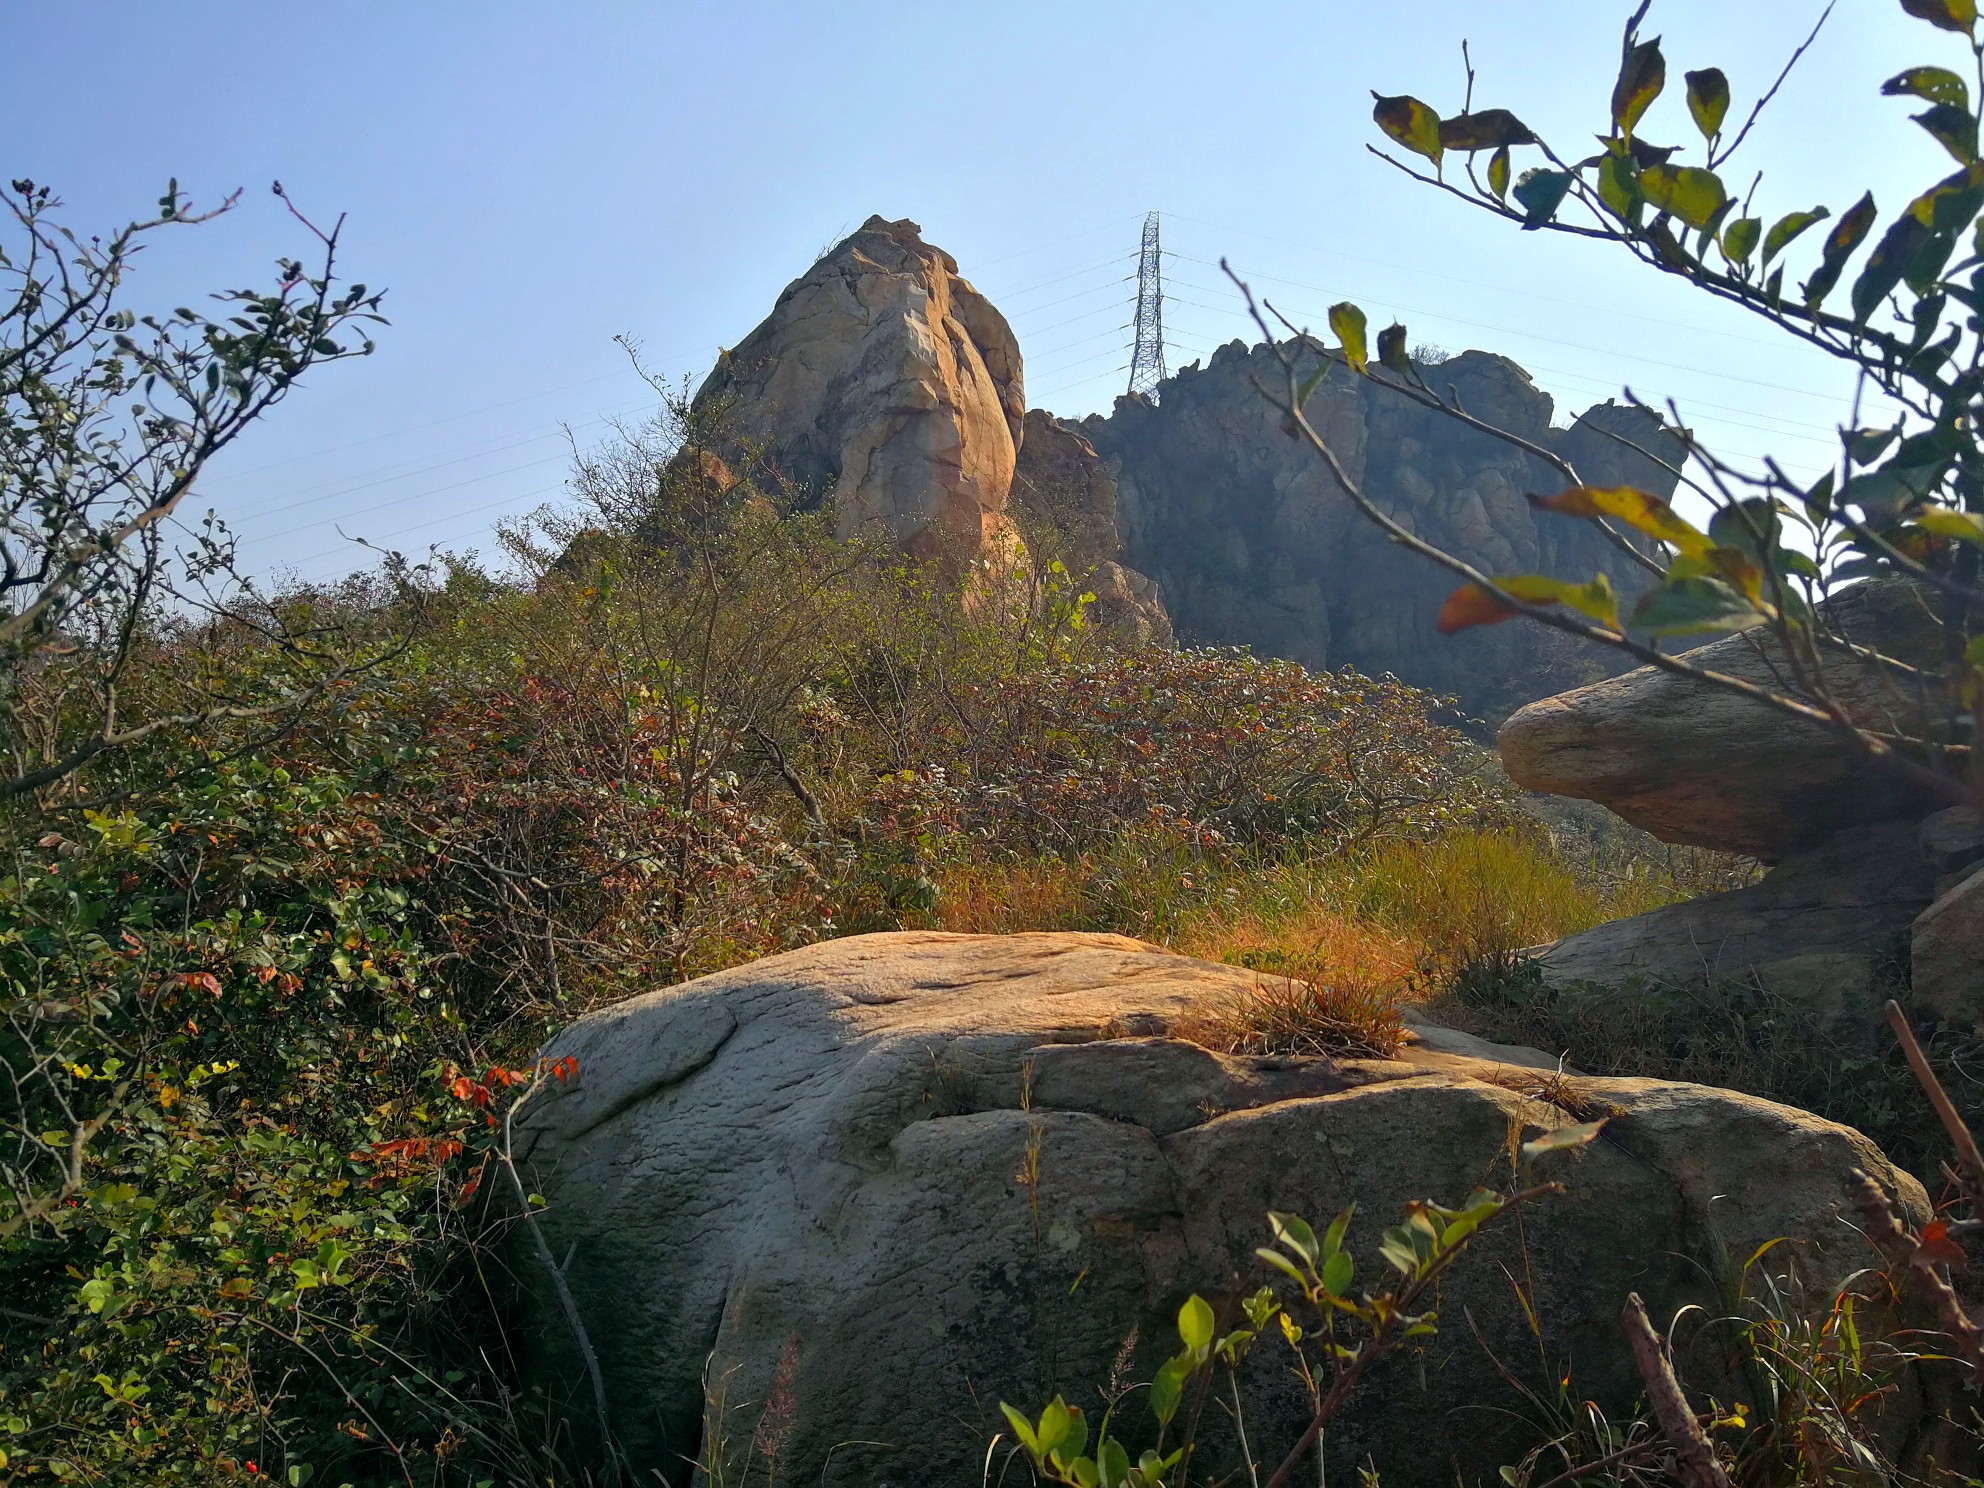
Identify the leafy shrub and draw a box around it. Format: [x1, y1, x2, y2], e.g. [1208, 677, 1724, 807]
[937, 649, 1504, 856]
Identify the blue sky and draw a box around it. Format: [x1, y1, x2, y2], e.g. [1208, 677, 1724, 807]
[3, 1, 1956, 582]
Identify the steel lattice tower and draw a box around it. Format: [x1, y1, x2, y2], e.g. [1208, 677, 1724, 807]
[1127, 212, 1166, 402]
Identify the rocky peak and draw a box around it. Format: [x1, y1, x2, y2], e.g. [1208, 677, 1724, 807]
[691, 215, 1025, 557]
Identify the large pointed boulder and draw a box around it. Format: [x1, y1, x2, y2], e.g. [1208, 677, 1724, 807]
[693, 215, 1025, 557]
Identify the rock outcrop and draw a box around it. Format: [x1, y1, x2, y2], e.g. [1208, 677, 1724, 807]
[1501, 582, 1984, 1024]
[517, 932, 1924, 1486]
[1077, 341, 1687, 719]
[1534, 819, 1933, 1022]
[1499, 581, 1951, 860]
[1912, 810, 1984, 1022]
[692, 216, 1027, 557]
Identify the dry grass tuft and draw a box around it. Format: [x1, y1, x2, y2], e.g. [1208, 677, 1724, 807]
[1181, 970, 1407, 1061]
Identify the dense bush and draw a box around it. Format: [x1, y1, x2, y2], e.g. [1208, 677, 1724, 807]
[939, 649, 1501, 854]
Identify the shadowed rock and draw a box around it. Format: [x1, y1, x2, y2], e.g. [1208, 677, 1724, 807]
[1076, 340, 1686, 718]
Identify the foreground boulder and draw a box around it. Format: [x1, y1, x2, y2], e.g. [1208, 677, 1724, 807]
[694, 216, 1027, 556]
[516, 932, 1923, 1486]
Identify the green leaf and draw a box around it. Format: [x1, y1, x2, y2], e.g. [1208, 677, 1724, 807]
[1684, 68, 1730, 138]
[1906, 233, 1959, 294]
[1762, 207, 1829, 265]
[1706, 498, 1781, 560]
[1255, 1247, 1312, 1288]
[1846, 423, 1902, 465]
[1439, 109, 1536, 151]
[1000, 1404, 1041, 1457]
[1910, 163, 1984, 231]
[1612, 36, 1667, 136]
[1436, 573, 1621, 634]
[1324, 1207, 1353, 1256]
[1531, 484, 1713, 556]
[1804, 193, 1878, 308]
[1329, 302, 1369, 374]
[1629, 577, 1766, 637]
[1377, 322, 1410, 373]
[1038, 1397, 1076, 1458]
[1639, 164, 1728, 231]
[1178, 1293, 1216, 1354]
[1915, 103, 1979, 164]
[1487, 145, 1511, 200]
[1883, 65, 1970, 111]
[1267, 1210, 1321, 1266]
[1148, 1354, 1192, 1427]
[1721, 217, 1762, 264]
[1379, 1230, 1420, 1276]
[1596, 150, 1639, 219]
[1056, 1406, 1089, 1467]
[1854, 213, 1933, 321]
[1321, 1249, 1354, 1299]
[1372, 93, 1444, 165]
[1901, 0, 1977, 35]
[1520, 1117, 1610, 1162]
[1099, 1439, 1132, 1488]
[1512, 168, 1574, 228]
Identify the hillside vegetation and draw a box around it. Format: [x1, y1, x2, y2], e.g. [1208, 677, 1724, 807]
[0, 380, 1736, 1483]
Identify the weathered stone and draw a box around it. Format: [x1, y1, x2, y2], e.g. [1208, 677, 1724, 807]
[1498, 581, 1951, 860]
[1010, 408, 1124, 572]
[1079, 341, 1684, 718]
[1009, 409, 1171, 644]
[693, 216, 1025, 557]
[1083, 558, 1171, 647]
[1921, 805, 1984, 885]
[1912, 866, 1984, 1025]
[1536, 820, 1934, 1021]
[517, 932, 1923, 1487]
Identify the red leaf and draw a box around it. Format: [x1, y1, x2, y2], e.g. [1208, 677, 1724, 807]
[1916, 1219, 1967, 1268]
[1435, 583, 1517, 634]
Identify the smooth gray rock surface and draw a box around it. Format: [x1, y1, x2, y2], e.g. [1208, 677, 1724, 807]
[517, 932, 1923, 1486]
[1535, 820, 1935, 1021]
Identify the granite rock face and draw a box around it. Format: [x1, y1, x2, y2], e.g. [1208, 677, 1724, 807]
[1010, 408, 1171, 645]
[1079, 341, 1687, 718]
[692, 216, 1026, 557]
[517, 932, 1924, 1487]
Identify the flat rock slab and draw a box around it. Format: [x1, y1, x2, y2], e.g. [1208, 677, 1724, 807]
[1498, 581, 1950, 860]
[516, 932, 1922, 1487]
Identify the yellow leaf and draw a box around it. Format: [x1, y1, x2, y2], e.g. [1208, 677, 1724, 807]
[1533, 485, 1712, 557]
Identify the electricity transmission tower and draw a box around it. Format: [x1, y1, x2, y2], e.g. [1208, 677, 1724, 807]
[1127, 211, 1167, 402]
